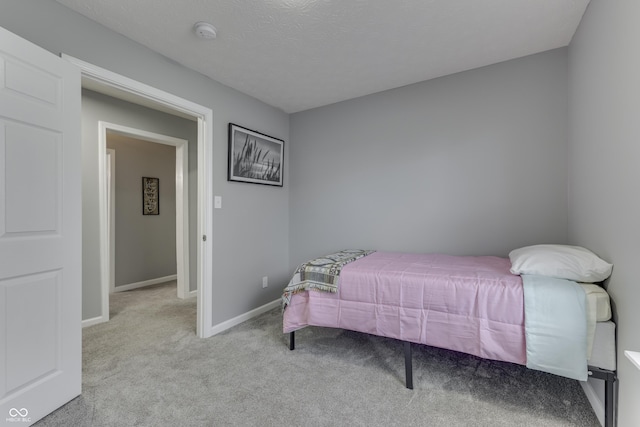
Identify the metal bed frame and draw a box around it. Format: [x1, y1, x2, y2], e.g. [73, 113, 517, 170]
[289, 331, 617, 427]
[586, 365, 617, 427]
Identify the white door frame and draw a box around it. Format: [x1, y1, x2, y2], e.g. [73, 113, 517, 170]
[106, 148, 116, 294]
[63, 55, 214, 338]
[101, 123, 191, 301]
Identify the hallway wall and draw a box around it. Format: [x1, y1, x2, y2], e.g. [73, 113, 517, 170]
[107, 133, 177, 288]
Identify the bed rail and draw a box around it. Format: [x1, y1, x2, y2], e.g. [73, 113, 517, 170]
[402, 343, 618, 427]
[289, 332, 615, 426]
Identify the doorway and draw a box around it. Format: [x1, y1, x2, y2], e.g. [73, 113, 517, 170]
[64, 54, 214, 338]
[102, 125, 190, 303]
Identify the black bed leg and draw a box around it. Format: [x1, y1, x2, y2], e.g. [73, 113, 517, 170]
[404, 341, 413, 390]
[289, 331, 295, 351]
[605, 375, 616, 427]
[588, 367, 617, 427]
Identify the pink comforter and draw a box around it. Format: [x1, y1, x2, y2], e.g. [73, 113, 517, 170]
[283, 252, 526, 365]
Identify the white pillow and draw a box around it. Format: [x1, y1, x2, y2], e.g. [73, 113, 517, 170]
[509, 244, 613, 283]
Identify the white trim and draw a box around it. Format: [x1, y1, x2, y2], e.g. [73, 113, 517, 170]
[625, 350, 640, 370]
[97, 126, 109, 324]
[106, 149, 116, 294]
[174, 137, 190, 299]
[196, 116, 214, 338]
[112, 275, 178, 293]
[63, 55, 208, 119]
[580, 380, 604, 427]
[82, 316, 106, 329]
[188, 290, 197, 299]
[208, 299, 280, 336]
[99, 122, 190, 298]
[63, 54, 214, 338]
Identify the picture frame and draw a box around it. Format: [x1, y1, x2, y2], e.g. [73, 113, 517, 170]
[228, 123, 284, 187]
[142, 177, 159, 215]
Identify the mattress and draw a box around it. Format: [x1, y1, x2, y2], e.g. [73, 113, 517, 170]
[589, 321, 616, 371]
[579, 283, 612, 321]
[284, 252, 526, 365]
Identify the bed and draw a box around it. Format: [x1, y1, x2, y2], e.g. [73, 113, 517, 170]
[282, 246, 617, 427]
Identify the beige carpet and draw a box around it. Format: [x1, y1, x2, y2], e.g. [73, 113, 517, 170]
[35, 281, 599, 426]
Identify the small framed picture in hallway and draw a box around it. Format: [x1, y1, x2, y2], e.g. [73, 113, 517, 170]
[142, 177, 159, 215]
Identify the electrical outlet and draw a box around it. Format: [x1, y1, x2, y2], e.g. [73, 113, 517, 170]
[262, 276, 268, 288]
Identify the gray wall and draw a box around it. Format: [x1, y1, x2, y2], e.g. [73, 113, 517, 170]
[568, 1, 640, 425]
[3, 0, 631, 421]
[107, 133, 177, 287]
[0, 0, 290, 325]
[290, 49, 569, 267]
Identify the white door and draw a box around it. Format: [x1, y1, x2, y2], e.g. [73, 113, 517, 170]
[0, 26, 81, 425]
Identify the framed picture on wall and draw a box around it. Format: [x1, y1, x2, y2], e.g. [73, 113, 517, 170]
[228, 123, 284, 187]
[142, 177, 159, 215]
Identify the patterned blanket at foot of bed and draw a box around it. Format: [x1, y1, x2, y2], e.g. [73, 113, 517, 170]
[282, 249, 375, 308]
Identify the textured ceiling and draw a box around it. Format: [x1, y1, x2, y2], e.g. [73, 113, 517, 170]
[56, 0, 590, 113]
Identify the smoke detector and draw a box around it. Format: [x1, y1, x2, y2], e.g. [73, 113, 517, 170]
[194, 22, 217, 39]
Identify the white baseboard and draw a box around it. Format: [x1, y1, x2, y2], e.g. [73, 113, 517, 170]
[188, 289, 197, 299]
[84, 291, 278, 339]
[207, 299, 280, 337]
[580, 380, 604, 427]
[112, 274, 177, 293]
[82, 315, 107, 328]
